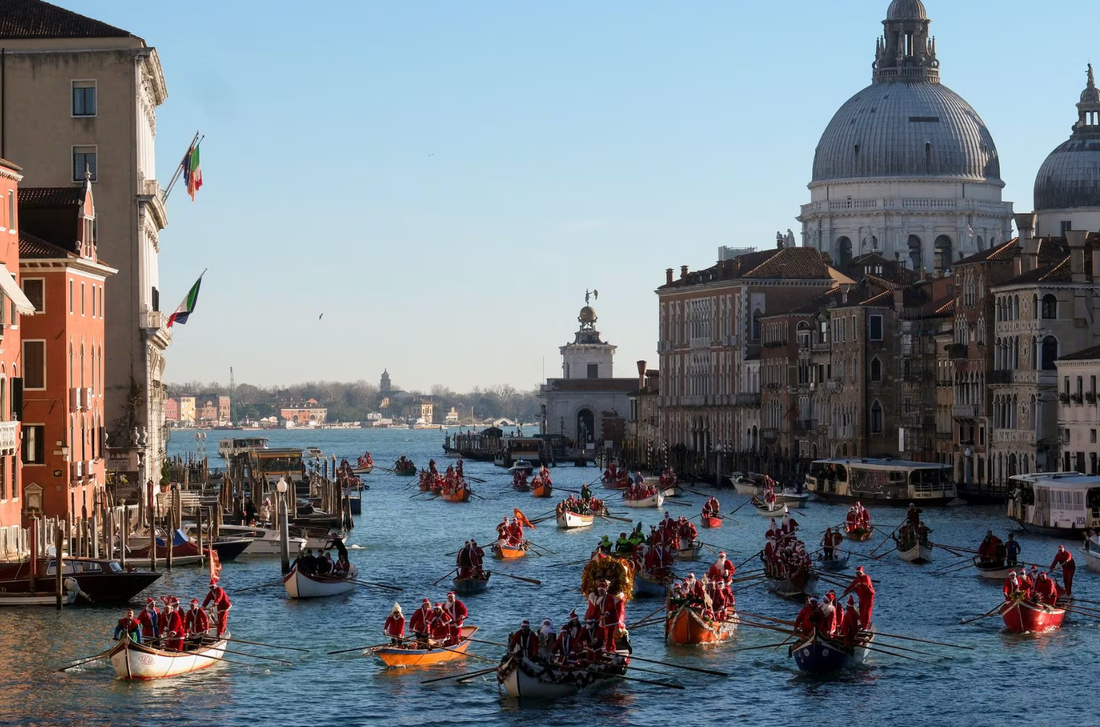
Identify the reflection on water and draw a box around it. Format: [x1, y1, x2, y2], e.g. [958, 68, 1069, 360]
[0, 428, 1097, 726]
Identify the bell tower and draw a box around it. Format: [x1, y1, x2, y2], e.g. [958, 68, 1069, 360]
[874, 0, 939, 83]
[561, 291, 616, 380]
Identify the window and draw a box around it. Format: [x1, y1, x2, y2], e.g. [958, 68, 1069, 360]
[80, 282, 85, 316]
[1041, 336, 1059, 371]
[72, 145, 96, 182]
[869, 315, 883, 341]
[21, 424, 44, 465]
[68, 279, 73, 314]
[870, 357, 882, 382]
[1091, 430, 1097, 445]
[1077, 377, 1084, 397]
[870, 401, 884, 433]
[1041, 294, 1058, 320]
[23, 341, 45, 390]
[72, 81, 96, 117]
[1061, 221, 1073, 235]
[586, 363, 599, 380]
[22, 279, 43, 313]
[7, 191, 13, 233]
[1092, 376, 1097, 395]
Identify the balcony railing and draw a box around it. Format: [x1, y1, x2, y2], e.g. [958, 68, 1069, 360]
[0, 422, 16, 454]
[952, 405, 979, 419]
[736, 393, 761, 406]
[794, 419, 818, 434]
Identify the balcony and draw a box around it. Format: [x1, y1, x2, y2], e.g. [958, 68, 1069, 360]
[0, 421, 16, 455]
[736, 393, 761, 406]
[988, 370, 1012, 385]
[812, 341, 830, 352]
[952, 405, 979, 419]
[794, 419, 818, 434]
[762, 428, 779, 444]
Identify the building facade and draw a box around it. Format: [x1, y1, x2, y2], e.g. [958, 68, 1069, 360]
[1056, 345, 1100, 474]
[0, 3, 171, 476]
[165, 397, 179, 423]
[280, 400, 327, 427]
[179, 395, 195, 425]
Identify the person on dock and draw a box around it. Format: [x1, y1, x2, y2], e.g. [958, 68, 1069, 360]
[508, 620, 540, 659]
[113, 609, 142, 643]
[1005, 534, 1021, 567]
[203, 577, 233, 637]
[842, 565, 876, 628]
[162, 598, 186, 651]
[185, 599, 210, 642]
[137, 598, 161, 642]
[383, 603, 405, 645]
[409, 599, 433, 647]
[443, 592, 468, 645]
[1051, 545, 1076, 596]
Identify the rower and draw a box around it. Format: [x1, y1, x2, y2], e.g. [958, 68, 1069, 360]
[707, 552, 735, 581]
[430, 603, 453, 646]
[442, 591, 468, 645]
[906, 502, 922, 526]
[615, 532, 633, 555]
[841, 565, 876, 628]
[508, 620, 540, 659]
[384, 603, 405, 645]
[184, 598, 210, 642]
[1005, 534, 1021, 567]
[113, 609, 143, 643]
[409, 599, 433, 647]
[1033, 572, 1058, 606]
[1003, 571, 1021, 601]
[469, 539, 485, 578]
[794, 597, 816, 636]
[202, 577, 233, 637]
[581, 483, 593, 501]
[162, 597, 186, 651]
[137, 598, 161, 642]
[1051, 545, 1076, 596]
[840, 595, 862, 645]
[782, 512, 799, 535]
[551, 622, 579, 665]
[821, 528, 837, 559]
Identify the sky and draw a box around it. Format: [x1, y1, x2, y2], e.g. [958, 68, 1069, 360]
[57, 0, 1100, 391]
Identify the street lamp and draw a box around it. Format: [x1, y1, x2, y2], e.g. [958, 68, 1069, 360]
[964, 446, 973, 493]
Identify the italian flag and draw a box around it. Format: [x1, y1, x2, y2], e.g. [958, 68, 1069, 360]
[184, 142, 203, 200]
[167, 274, 204, 328]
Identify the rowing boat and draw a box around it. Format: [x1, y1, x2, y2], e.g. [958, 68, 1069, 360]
[767, 568, 818, 600]
[530, 482, 553, 498]
[452, 574, 491, 595]
[439, 488, 471, 503]
[374, 626, 478, 668]
[109, 633, 228, 680]
[897, 541, 933, 564]
[350, 465, 373, 476]
[491, 541, 528, 560]
[556, 510, 595, 529]
[665, 606, 736, 645]
[1000, 598, 1065, 634]
[621, 492, 664, 509]
[790, 628, 874, 674]
[498, 654, 626, 699]
[283, 564, 358, 599]
[844, 525, 874, 542]
[701, 515, 723, 529]
[394, 464, 417, 477]
[674, 542, 704, 561]
[753, 501, 788, 517]
[972, 556, 1015, 580]
[632, 571, 668, 597]
[819, 552, 850, 572]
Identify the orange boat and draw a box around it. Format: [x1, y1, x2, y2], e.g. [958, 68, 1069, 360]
[492, 541, 528, 559]
[665, 606, 736, 645]
[373, 626, 478, 668]
[531, 482, 553, 498]
[440, 487, 471, 503]
[701, 514, 723, 529]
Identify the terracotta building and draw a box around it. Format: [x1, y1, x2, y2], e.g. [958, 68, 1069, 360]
[18, 180, 116, 522]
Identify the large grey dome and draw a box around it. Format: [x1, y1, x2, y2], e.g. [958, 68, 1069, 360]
[811, 81, 1002, 184]
[886, 0, 927, 20]
[1034, 137, 1100, 209]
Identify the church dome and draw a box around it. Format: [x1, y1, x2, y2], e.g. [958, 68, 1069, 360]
[1035, 65, 1100, 211]
[886, 0, 926, 20]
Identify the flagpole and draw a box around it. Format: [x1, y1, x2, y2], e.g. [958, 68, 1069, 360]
[164, 131, 201, 201]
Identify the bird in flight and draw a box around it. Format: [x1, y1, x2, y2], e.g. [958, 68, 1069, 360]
[318, 313, 324, 320]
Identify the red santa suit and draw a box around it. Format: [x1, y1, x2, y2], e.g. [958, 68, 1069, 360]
[442, 596, 468, 643]
[507, 521, 524, 545]
[409, 602, 433, 636]
[137, 604, 161, 640]
[707, 556, 735, 581]
[840, 599, 861, 645]
[1003, 575, 1021, 600]
[383, 612, 405, 639]
[794, 602, 816, 636]
[552, 629, 579, 661]
[509, 626, 540, 658]
[202, 582, 232, 636]
[162, 608, 185, 651]
[1033, 575, 1058, 606]
[586, 589, 624, 651]
[184, 605, 210, 637]
[430, 610, 453, 643]
[1051, 549, 1076, 595]
[843, 569, 876, 627]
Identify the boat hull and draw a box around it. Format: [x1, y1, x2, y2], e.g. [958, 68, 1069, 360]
[791, 630, 873, 674]
[845, 526, 874, 542]
[109, 635, 227, 680]
[701, 515, 723, 529]
[819, 554, 850, 572]
[973, 557, 1016, 580]
[665, 607, 736, 645]
[674, 543, 704, 561]
[492, 542, 528, 560]
[622, 492, 664, 509]
[632, 573, 668, 597]
[1000, 599, 1065, 633]
[768, 572, 818, 600]
[754, 502, 789, 517]
[394, 467, 418, 477]
[498, 657, 623, 699]
[283, 565, 358, 599]
[452, 576, 491, 595]
[374, 626, 477, 668]
[530, 484, 552, 498]
[556, 511, 594, 529]
[440, 489, 470, 503]
[897, 543, 933, 564]
[0, 591, 77, 606]
[1083, 541, 1100, 573]
[350, 465, 373, 475]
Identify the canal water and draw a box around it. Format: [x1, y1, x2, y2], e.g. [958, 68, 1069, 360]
[0, 428, 1095, 727]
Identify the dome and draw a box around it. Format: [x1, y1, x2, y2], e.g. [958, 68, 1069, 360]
[811, 81, 1002, 184]
[886, 0, 927, 20]
[579, 306, 597, 323]
[1034, 137, 1100, 210]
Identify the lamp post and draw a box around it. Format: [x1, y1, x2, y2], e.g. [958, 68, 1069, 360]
[24, 483, 43, 591]
[276, 477, 290, 574]
[964, 446, 974, 494]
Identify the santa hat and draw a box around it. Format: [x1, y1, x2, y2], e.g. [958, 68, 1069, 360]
[521, 619, 530, 626]
[422, 598, 431, 605]
[855, 566, 864, 573]
[847, 596, 855, 605]
[210, 577, 220, 586]
[569, 609, 578, 619]
[190, 598, 199, 605]
[718, 552, 727, 558]
[146, 598, 156, 605]
[447, 591, 456, 598]
[392, 602, 403, 614]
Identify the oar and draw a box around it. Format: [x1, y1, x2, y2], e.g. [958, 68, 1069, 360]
[869, 524, 901, 556]
[734, 550, 763, 569]
[424, 643, 498, 664]
[872, 545, 898, 561]
[58, 647, 114, 672]
[349, 579, 404, 592]
[466, 476, 487, 484]
[548, 559, 590, 568]
[627, 604, 669, 629]
[493, 572, 541, 586]
[682, 487, 709, 497]
[465, 637, 509, 648]
[327, 642, 393, 655]
[958, 603, 1004, 625]
[232, 580, 285, 593]
[728, 641, 794, 653]
[727, 499, 752, 516]
[860, 643, 931, 663]
[871, 631, 974, 650]
[624, 654, 728, 677]
[222, 636, 310, 653]
[526, 540, 556, 555]
[599, 513, 633, 524]
[590, 669, 685, 690]
[421, 665, 499, 684]
[201, 644, 294, 665]
[433, 568, 458, 586]
[736, 611, 795, 627]
[663, 500, 692, 508]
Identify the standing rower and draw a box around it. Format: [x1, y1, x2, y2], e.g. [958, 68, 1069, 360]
[137, 598, 161, 642]
[184, 599, 211, 642]
[442, 591, 468, 644]
[841, 565, 876, 628]
[202, 577, 233, 637]
[1050, 546, 1076, 596]
[384, 603, 405, 645]
[113, 609, 142, 643]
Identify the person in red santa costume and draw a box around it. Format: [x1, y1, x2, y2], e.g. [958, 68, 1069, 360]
[707, 552, 736, 581]
[585, 579, 624, 652]
[442, 591, 468, 644]
[408, 598, 434, 646]
[841, 565, 876, 628]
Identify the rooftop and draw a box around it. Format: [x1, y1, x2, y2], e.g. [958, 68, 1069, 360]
[0, 0, 131, 39]
[18, 230, 76, 259]
[18, 187, 84, 208]
[1058, 344, 1100, 362]
[660, 246, 832, 290]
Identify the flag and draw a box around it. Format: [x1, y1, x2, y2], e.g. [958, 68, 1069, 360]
[167, 274, 204, 328]
[514, 508, 535, 530]
[183, 142, 203, 200]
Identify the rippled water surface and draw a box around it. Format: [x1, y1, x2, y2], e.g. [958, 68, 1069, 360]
[2, 429, 1098, 727]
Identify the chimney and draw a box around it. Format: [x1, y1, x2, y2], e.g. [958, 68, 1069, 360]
[1066, 230, 1088, 283]
[637, 360, 647, 390]
[665, 268, 674, 286]
[680, 265, 689, 280]
[1014, 213, 1038, 273]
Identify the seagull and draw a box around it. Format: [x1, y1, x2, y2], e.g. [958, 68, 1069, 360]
[318, 313, 324, 320]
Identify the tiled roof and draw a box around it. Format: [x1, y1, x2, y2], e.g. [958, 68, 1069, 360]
[839, 253, 920, 287]
[741, 247, 830, 279]
[861, 290, 894, 307]
[0, 0, 130, 39]
[19, 187, 83, 207]
[954, 238, 1019, 267]
[1060, 344, 1100, 362]
[19, 230, 75, 259]
[998, 257, 1071, 286]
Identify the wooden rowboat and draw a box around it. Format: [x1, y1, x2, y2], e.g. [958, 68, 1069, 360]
[283, 564, 358, 599]
[530, 482, 553, 498]
[665, 606, 736, 645]
[632, 571, 668, 597]
[498, 655, 626, 699]
[394, 464, 417, 477]
[674, 542, 705, 561]
[819, 552, 850, 572]
[753, 500, 788, 517]
[512, 481, 530, 492]
[491, 541, 528, 560]
[601, 478, 630, 491]
[452, 574, 491, 595]
[556, 510, 594, 529]
[439, 488, 471, 503]
[621, 492, 664, 509]
[897, 541, 933, 564]
[767, 569, 818, 600]
[0, 590, 77, 606]
[845, 525, 874, 542]
[109, 634, 228, 680]
[790, 628, 874, 674]
[701, 514, 723, 529]
[374, 626, 477, 668]
[1000, 598, 1065, 634]
[350, 465, 373, 475]
[972, 556, 1015, 580]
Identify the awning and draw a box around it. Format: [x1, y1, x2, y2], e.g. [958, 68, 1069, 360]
[0, 265, 35, 314]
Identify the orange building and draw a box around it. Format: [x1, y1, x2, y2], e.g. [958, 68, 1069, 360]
[0, 160, 37, 561]
[18, 180, 116, 522]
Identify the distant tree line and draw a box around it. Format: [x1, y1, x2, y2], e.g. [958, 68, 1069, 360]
[168, 380, 542, 424]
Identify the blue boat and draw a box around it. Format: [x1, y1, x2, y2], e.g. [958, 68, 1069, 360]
[819, 552, 850, 572]
[790, 629, 874, 674]
[452, 574, 491, 595]
[632, 572, 669, 597]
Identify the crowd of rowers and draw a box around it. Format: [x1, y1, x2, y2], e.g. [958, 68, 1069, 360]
[514, 465, 553, 489]
[761, 514, 812, 580]
[844, 502, 872, 533]
[292, 548, 353, 578]
[895, 503, 933, 550]
[595, 513, 698, 568]
[556, 486, 607, 517]
[601, 462, 677, 489]
[419, 459, 470, 494]
[111, 578, 232, 650]
[382, 592, 470, 648]
[668, 554, 738, 624]
[495, 516, 527, 547]
[792, 565, 876, 647]
[505, 579, 629, 668]
[1002, 544, 1077, 605]
[455, 539, 487, 580]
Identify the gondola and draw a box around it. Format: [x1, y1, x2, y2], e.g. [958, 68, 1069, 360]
[752, 499, 789, 518]
[972, 556, 1015, 580]
[819, 552, 851, 572]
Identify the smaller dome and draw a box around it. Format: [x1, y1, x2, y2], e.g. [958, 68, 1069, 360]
[579, 306, 597, 324]
[886, 0, 927, 20]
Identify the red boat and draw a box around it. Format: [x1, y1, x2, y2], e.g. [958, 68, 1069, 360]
[701, 515, 723, 529]
[999, 598, 1066, 634]
[845, 525, 873, 542]
[530, 480, 552, 498]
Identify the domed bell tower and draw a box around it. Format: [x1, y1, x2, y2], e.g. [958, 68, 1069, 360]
[875, 0, 938, 83]
[561, 290, 616, 380]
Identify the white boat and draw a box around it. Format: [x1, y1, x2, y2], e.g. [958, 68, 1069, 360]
[898, 542, 933, 564]
[283, 564, 358, 599]
[733, 475, 810, 503]
[621, 492, 664, 509]
[0, 590, 77, 606]
[498, 655, 624, 699]
[215, 525, 306, 557]
[753, 501, 789, 517]
[109, 634, 227, 680]
[508, 460, 535, 475]
[972, 556, 1016, 580]
[556, 510, 594, 529]
[1082, 537, 1100, 573]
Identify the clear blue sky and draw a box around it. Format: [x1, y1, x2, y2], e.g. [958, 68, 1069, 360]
[59, 0, 1097, 391]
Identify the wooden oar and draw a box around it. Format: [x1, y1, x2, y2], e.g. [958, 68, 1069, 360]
[736, 610, 796, 627]
[727, 499, 752, 516]
[58, 647, 114, 672]
[466, 476, 487, 484]
[590, 669, 685, 690]
[427, 643, 498, 664]
[349, 579, 404, 592]
[663, 500, 692, 508]
[222, 636, 310, 652]
[627, 604, 669, 629]
[232, 579, 285, 593]
[548, 559, 590, 568]
[327, 642, 393, 655]
[860, 643, 930, 663]
[958, 603, 1004, 625]
[202, 644, 294, 665]
[728, 641, 793, 653]
[734, 550, 763, 569]
[871, 545, 898, 561]
[599, 513, 633, 524]
[870, 631, 974, 650]
[493, 572, 541, 586]
[525, 540, 556, 555]
[623, 654, 728, 677]
[433, 568, 458, 586]
[421, 665, 498, 684]
[465, 637, 509, 648]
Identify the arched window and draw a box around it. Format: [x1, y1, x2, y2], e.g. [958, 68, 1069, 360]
[752, 309, 763, 340]
[934, 235, 953, 271]
[870, 401, 884, 434]
[1031, 337, 1037, 370]
[1013, 295, 1020, 321]
[976, 235, 985, 251]
[836, 236, 853, 266]
[907, 235, 922, 270]
[1041, 336, 1059, 371]
[1033, 294, 1039, 320]
[1042, 294, 1058, 320]
[870, 357, 882, 382]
